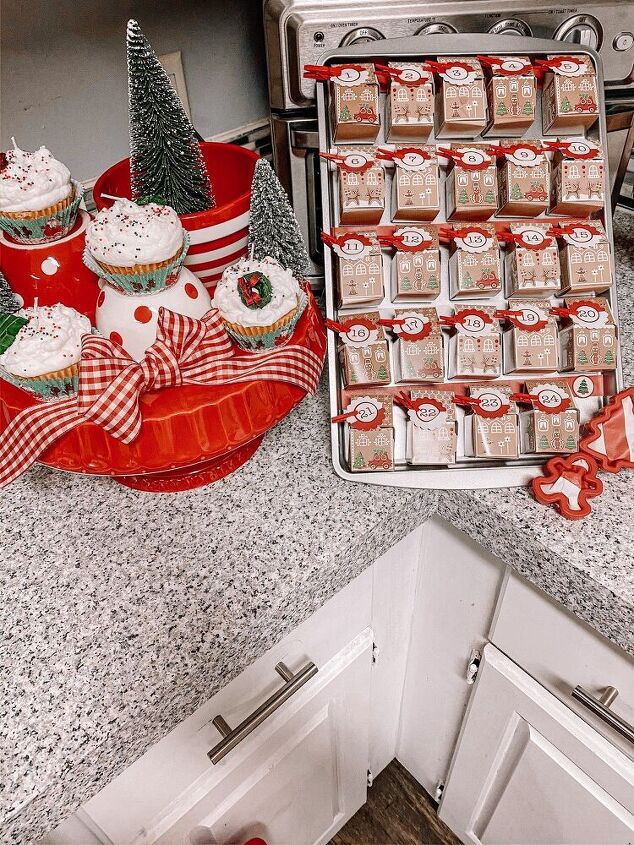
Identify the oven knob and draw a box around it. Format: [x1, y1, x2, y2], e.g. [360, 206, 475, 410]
[554, 15, 602, 50]
[415, 22, 458, 36]
[339, 27, 384, 47]
[488, 19, 532, 37]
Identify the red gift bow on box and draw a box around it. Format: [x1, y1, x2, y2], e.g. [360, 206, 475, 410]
[0, 307, 325, 489]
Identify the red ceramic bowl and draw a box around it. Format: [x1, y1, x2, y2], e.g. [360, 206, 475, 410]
[93, 142, 258, 291]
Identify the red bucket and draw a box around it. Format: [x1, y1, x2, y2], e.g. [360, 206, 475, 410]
[93, 142, 258, 291]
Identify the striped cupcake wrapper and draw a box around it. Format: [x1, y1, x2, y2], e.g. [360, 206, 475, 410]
[224, 289, 308, 352]
[0, 181, 83, 245]
[83, 232, 190, 296]
[0, 363, 79, 401]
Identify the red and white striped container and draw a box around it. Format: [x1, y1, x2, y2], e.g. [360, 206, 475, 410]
[93, 142, 259, 291]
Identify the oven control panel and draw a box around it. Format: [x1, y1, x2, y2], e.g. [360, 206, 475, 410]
[264, 0, 634, 109]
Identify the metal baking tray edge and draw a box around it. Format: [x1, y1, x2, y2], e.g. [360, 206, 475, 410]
[317, 34, 623, 489]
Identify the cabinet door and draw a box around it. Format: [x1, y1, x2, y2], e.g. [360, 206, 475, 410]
[439, 645, 634, 845]
[130, 631, 372, 845]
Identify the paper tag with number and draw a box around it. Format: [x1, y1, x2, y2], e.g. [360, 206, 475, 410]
[336, 396, 385, 430]
[453, 227, 495, 254]
[391, 312, 432, 341]
[530, 383, 571, 413]
[505, 305, 549, 332]
[567, 301, 609, 329]
[559, 224, 603, 248]
[454, 309, 495, 337]
[548, 57, 589, 78]
[471, 388, 511, 418]
[392, 148, 432, 172]
[332, 65, 372, 86]
[332, 234, 373, 261]
[439, 64, 477, 85]
[408, 397, 449, 431]
[515, 227, 551, 250]
[495, 57, 532, 75]
[395, 65, 431, 84]
[339, 318, 380, 348]
[392, 227, 434, 252]
[504, 145, 545, 168]
[341, 151, 374, 171]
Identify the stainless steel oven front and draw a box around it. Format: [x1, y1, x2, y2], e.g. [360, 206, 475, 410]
[263, 0, 634, 288]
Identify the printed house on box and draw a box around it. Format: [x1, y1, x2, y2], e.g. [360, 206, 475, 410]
[328, 64, 380, 144]
[502, 300, 560, 373]
[391, 147, 441, 222]
[448, 224, 502, 298]
[496, 141, 550, 217]
[333, 232, 384, 307]
[559, 297, 618, 372]
[463, 385, 520, 458]
[392, 227, 441, 299]
[338, 312, 391, 387]
[445, 146, 498, 221]
[558, 221, 612, 294]
[392, 308, 444, 383]
[484, 56, 536, 135]
[447, 306, 502, 379]
[349, 427, 394, 472]
[435, 57, 488, 138]
[505, 223, 561, 297]
[550, 142, 605, 217]
[542, 56, 599, 135]
[407, 388, 457, 465]
[385, 63, 434, 142]
[336, 148, 385, 225]
[520, 380, 579, 454]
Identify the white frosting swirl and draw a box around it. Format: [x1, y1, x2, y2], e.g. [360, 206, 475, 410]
[0, 304, 90, 377]
[86, 199, 184, 266]
[0, 143, 73, 212]
[212, 257, 300, 327]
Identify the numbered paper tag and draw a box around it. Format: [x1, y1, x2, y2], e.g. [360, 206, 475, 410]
[395, 66, 431, 85]
[393, 148, 431, 172]
[472, 388, 511, 419]
[505, 145, 545, 168]
[516, 228, 549, 250]
[454, 227, 494, 254]
[496, 57, 531, 75]
[510, 305, 549, 331]
[332, 235, 372, 261]
[563, 140, 600, 160]
[392, 312, 432, 341]
[408, 398, 448, 430]
[568, 301, 609, 328]
[455, 148, 492, 170]
[550, 58, 588, 77]
[340, 151, 374, 171]
[333, 65, 371, 86]
[531, 384, 570, 413]
[340, 396, 385, 430]
[454, 309, 494, 336]
[340, 318, 380, 348]
[393, 226, 433, 251]
[440, 65, 477, 85]
[560, 224, 602, 248]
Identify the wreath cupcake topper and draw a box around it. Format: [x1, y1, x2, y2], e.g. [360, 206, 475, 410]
[237, 271, 273, 310]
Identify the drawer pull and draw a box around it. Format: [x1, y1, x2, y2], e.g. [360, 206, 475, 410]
[572, 685, 634, 744]
[207, 661, 318, 764]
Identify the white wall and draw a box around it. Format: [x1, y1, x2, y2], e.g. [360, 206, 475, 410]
[1, 0, 269, 181]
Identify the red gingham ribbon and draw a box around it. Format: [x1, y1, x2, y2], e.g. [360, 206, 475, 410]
[0, 307, 325, 488]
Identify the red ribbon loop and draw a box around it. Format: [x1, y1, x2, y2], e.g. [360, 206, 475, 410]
[303, 64, 368, 81]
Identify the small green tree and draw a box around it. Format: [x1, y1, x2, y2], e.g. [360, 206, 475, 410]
[127, 20, 214, 213]
[353, 452, 365, 469]
[561, 96, 571, 113]
[463, 272, 474, 288]
[578, 349, 588, 365]
[539, 435, 550, 451]
[485, 189, 495, 204]
[0, 271, 21, 313]
[496, 101, 507, 115]
[458, 188, 468, 205]
[428, 273, 438, 289]
[605, 349, 615, 365]
[566, 435, 576, 451]
[576, 378, 590, 395]
[401, 276, 412, 291]
[377, 364, 388, 381]
[340, 104, 351, 121]
[511, 183, 522, 200]
[522, 100, 533, 115]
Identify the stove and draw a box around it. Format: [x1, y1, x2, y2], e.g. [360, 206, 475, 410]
[263, 0, 634, 285]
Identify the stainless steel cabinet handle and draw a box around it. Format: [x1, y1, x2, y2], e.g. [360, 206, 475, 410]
[572, 685, 634, 744]
[207, 661, 318, 764]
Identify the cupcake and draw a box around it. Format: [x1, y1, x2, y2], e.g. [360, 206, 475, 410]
[0, 304, 90, 399]
[84, 199, 188, 294]
[0, 140, 82, 244]
[212, 256, 306, 351]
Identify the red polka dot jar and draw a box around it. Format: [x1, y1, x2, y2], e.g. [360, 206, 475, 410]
[95, 266, 211, 361]
[93, 142, 257, 292]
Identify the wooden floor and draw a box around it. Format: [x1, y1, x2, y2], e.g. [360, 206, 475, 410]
[330, 760, 462, 845]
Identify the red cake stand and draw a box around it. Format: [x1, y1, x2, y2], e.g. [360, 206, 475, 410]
[0, 293, 326, 492]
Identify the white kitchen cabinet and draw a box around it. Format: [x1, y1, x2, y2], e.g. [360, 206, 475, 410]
[439, 644, 634, 845]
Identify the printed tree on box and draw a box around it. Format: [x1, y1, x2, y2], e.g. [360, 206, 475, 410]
[511, 183, 522, 200]
[377, 363, 388, 381]
[428, 273, 438, 290]
[605, 349, 615, 365]
[401, 276, 413, 291]
[458, 188, 469, 205]
[353, 452, 366, 469]
[522, 100, 533, 115]
[566, 435, 577, 451]
[561, 96, 571, 113]
[248, 158, 310, 280]
[577, 377, 590, 395]
[539, 435, 550, 451]
[340, 104, 351, 121]
[485, 189, 495, 204]
[463, 272, 474, 288]
[126, 19, 215, 214]
[0, 271, 21, 313]
[496, 101, 507, 115]
[578, 349, 588, 365]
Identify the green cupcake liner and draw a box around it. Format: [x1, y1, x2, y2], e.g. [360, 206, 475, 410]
[0, 366, 79, 401]
[225, 289, 308, 352]
[0, 180, 83, 245]
[82, 232, 190, 296]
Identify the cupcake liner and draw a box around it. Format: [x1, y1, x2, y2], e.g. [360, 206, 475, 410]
[82, 232, 190, 295]
[0, 180, 83, 245]
[0, 362, 79, 400]
[223, 289, 308, 351]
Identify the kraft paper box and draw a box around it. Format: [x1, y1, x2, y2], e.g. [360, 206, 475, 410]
[505, 222, 561, 298]
[541, 56, 599, 135]
[389, 146, 441, 222]
[559, 296, 617, 372]
[519, 379, 579, 454]
[448, 224, 502, 299]
[407, 388, 457, 465]
[328, 64, 380, 144]
[463, 385, 520, 459]
[502, 300, 560, 373]
[447, 306, 502, 379]
[391, 226, 441, 299]
[435, 57, 487, 138]
[484, 56, 536, 135]
[349, 427, 395, 472]
[557, 221, 612, 294]
[391, 307, 444, 383]
[335, 148, 385, 225]
[549, 142, 605, 217]
[338, 311, 391, 388]
[385, 63, 434, 142]
[495, 141, 550, 217]
[330, 231, 384, 307]
[445, 146, 498, 221]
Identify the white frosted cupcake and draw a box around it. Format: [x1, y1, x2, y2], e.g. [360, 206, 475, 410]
[84, 199, 188, 294]
[212, 256, 306, 350]
[0, 141, 82, 244]
[0, 304, 90, 399]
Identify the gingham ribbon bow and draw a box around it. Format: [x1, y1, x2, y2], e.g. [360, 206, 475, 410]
[0, 307, 325, 488]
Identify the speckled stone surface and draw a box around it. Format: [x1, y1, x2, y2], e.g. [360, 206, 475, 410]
[2, 214, 633, 845]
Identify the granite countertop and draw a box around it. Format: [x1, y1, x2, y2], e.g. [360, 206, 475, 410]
[2, 212, 633, 845]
